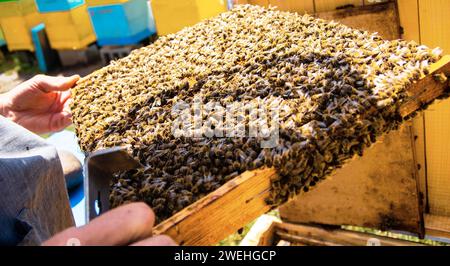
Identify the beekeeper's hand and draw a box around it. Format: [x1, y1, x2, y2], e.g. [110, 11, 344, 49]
[42, 202, 177, 246]
[0, 74, 79, 134]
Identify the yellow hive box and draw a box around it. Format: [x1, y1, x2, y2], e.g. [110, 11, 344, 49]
[0, 0, 41, 51]
[151, 0, 228, 36]
[0, 0, 37, 18]
[41, 4, 96, 50]
[0, 11, 41, 51]
[235, 0, 269, 6]
[85, 0, 129, 6]
[249, 0, 269, 7]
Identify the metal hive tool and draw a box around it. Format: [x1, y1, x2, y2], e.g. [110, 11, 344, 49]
[84, 147, 142, 222]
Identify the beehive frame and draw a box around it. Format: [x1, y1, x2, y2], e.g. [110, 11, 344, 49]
[152, 55, 450, 245]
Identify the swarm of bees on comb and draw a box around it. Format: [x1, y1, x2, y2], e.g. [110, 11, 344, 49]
[71, 5, 443, 222]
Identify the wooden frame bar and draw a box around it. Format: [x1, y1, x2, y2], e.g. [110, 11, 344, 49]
[154, 56, 450, 245]
[425, 214, 450, 240]
[258, 221, 425, 246]
[153, 168, 276, 245]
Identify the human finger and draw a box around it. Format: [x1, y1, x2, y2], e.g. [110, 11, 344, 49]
[42, 202, 155, 246]
[131, 235, 178, 246]
[34, 74, 80, 93]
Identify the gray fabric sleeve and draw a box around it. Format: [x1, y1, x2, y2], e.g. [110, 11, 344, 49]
[0, 116, 75, 246]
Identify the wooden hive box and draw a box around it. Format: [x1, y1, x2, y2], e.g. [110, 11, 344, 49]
[38, 3, 96, 50]
[279, 123, 425, 235]
[150, 0, 228, 36]
[0, 0, 42, 52]
[257, 220, 425, 246]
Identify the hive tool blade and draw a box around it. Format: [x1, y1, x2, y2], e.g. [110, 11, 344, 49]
[84, 147, 142, 223]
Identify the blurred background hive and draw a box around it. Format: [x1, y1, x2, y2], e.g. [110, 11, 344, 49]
[150, 0, 228, 36]
[0, 0, 42, 51]
[35, 0, 85, 13]
[86, 0, 129, 6]
[35, 0, 96, 50]
[87, 0, 156, 46]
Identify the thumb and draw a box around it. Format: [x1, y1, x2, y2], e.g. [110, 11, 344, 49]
[34, 74, 80, 92]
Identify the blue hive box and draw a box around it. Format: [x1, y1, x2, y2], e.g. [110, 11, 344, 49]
[88, 0, 156, 46]
[35, 0, 85, 13]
